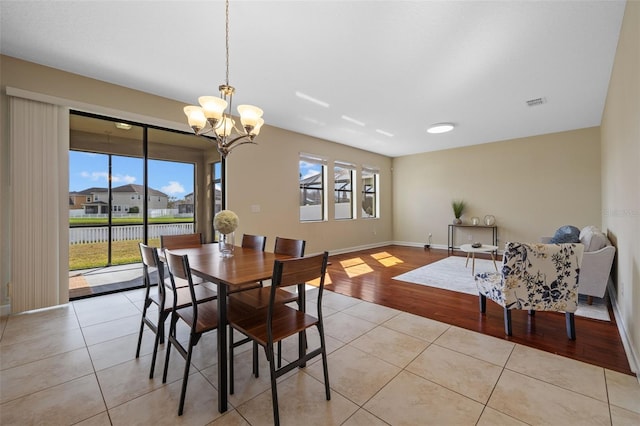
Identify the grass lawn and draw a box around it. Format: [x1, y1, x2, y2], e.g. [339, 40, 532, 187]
[69, 238, 161, 270]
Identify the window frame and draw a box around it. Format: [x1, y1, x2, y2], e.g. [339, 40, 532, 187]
[361, 166, 379, 219]
[299, 153, 328, 222]
[334, 161, 355, 220]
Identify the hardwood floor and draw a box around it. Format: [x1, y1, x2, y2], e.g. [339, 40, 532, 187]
[325, 245, 635, 376]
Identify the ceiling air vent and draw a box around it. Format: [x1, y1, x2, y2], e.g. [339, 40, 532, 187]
[526, 97, 547, 107]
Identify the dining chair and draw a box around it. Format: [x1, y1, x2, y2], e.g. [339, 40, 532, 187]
[160, 233, 204, 286]
[162, 250, 220, 415]
[136, 243, 217, 379]
[227, 252, 331, 426]
[228, 236, 306, 369]
[241, 233, 267, 251]
[224, 234, 268, 296]
[160, 232, 202, 249]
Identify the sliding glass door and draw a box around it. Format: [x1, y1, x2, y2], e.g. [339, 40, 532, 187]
[68, 112, 214, 298]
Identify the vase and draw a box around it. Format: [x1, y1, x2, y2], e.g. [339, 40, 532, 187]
[484, 215, 496, 226]
[219, 232, 235, 258]
[453, 218, 462, 225]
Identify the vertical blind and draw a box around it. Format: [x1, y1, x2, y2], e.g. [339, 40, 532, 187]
[9, 96, 69, 313]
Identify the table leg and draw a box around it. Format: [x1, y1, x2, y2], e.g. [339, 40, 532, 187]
[471, 252, 476, 276]
[491, 252, 498, 272]
[217, 284, 228, 412]
[298, 283, 306, 367]
[465, 252, 470, 268]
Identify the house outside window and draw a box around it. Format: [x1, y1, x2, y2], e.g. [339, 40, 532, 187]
[334, 161, 355, 220]
[299, 153, 327, 222]
[361, 166, 379, 218]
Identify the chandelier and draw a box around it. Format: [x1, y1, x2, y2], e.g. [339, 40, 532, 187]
[183, 0, 264, 157]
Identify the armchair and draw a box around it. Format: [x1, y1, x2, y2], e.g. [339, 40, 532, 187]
[475, 242, 584, 339]
[541, 225, 615, 304]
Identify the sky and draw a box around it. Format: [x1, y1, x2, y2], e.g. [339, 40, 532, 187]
[69, 151, 198, 199]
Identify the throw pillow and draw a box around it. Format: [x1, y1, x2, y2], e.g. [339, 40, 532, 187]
[550, 225, 581, 244]
[580, 226, 609, 251]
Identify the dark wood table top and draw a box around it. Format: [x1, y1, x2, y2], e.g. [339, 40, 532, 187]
[168, 243, 287, 287]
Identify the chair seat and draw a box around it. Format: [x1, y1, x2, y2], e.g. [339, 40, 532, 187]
[228, 302, 318, 347]
[150, 285, 217, 313]
[228, 281, 263, 295]
[474, 272, 504, 304]
[175, 299, 219, 334]
[228, 286, 298, 309]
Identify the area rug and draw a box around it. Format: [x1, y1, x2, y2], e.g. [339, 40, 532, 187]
[392, 256, 610, 321]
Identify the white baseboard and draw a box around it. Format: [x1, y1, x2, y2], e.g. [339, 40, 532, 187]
[327, 241, 393, 256]
[0, 303, 11, 317]
[608, 281, 640, 380]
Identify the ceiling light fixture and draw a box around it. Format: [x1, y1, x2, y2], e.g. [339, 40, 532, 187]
[427, 123, 455, 134]
[114, 122, 132, 130]
[182, 0, 263, 158]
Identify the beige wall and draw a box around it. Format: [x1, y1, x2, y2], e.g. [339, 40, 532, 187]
[226, 126, 392, 255]
[601, 0, 640, 374]
[392, 127, 601, 248]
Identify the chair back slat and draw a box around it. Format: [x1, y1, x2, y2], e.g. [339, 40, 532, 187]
[139, 243, 165, 299]
[161, 233, 202, 249]
[164, 250, 191, 282]
[274, 236, 305, 257]
[272, 253, 327, 288]
[242, 234, 267, 251]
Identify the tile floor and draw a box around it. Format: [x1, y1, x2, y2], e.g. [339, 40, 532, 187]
[1, 287, 639, 425]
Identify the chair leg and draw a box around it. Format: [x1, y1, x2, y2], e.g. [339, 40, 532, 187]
[178, 336, 196, 416]
[566, 312, 576, 340]
[158, 311, 168, 344]
[229, 327, 235, 395]
[163, 314, 178, 383]
[528, 310, 536, 316]
[136, 299, 152, 358]
[266, 342, 280, 426]
[135, 318, 145, 358]
[149, 326, 162, 379]
[503, 308, 512, 336]
[253, 341, 259, 378]
[479, 294, 486, 313]
[317, 324, 331, 401]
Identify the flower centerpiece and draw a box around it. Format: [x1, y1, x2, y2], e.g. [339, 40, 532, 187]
[214, 210, 239, 257]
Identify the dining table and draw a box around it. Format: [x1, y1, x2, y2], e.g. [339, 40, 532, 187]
[167, 242, 289, 413]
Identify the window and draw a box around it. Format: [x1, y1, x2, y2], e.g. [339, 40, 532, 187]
[361, 166, 379, 218]
[299, 153, 327, 222]
[334, 161, 354, 219]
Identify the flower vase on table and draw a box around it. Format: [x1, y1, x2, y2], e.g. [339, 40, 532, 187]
[219, 232, 235, 258]
[213, 209, 239, 258]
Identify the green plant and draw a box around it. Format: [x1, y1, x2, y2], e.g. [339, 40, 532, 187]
[452, 200, 466, 219]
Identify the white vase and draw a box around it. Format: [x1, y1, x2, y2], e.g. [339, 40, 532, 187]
[219, 232, 235, 258]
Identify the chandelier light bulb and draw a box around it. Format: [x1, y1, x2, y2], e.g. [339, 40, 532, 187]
[183, 106, 207, 131]
[198, 96, 228, 120]
[250, 118, 265, 136]
[215, 117, 235, 137]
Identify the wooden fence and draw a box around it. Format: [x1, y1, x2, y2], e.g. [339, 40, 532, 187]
[69, 223, 194, 244]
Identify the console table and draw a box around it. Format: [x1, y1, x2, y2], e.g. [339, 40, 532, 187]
[448, 224, 498, 255]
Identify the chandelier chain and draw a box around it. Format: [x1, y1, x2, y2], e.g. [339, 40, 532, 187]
[225, 0, 230, 87]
